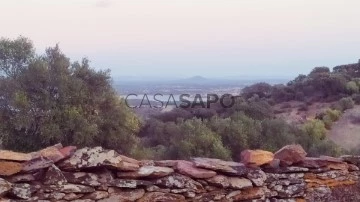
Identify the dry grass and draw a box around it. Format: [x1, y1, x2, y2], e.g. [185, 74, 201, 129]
[274, 101, 332, 124]
[328, 105, 360, 150]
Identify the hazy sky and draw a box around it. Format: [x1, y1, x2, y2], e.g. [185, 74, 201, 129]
[1, 0, 360, 78]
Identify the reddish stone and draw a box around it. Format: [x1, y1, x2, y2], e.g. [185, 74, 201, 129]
[274, 145, 307, 166]
[326, 162, 349, 170]
[155, 160, 179, 167]
[59, 146, 77, 159]
[116, 161, 140, 171]
[206, 175, 230, 188]
[300, 157, 348, 171]
[118, 155, 140, 165]
[262, 158, 280, 169]
[300, 157, 329, 168]
[37, 144, 65, 163]
[192, 158, 246, 175]
[176, 161, 217, 179]
[320, 156, 344, 163]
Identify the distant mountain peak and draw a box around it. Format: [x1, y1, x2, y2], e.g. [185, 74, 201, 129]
[186, 76, 208, 81]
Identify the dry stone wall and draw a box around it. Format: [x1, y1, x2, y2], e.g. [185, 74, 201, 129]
[0, 144, 359, 202]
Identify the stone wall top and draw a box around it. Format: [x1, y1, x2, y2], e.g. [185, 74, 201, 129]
[0, 144, 359, 201]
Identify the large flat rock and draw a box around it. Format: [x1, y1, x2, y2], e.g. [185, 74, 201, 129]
[58, 147, 138, 171]
[0, 150, 32, 162]
[176, 161, 217, 179]
[191, 157, 249, 175]
[0, 161, 23, 176]
[241, 149, 274, 166]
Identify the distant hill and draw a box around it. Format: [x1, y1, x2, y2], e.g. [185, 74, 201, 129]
[184, 76, 208, 81]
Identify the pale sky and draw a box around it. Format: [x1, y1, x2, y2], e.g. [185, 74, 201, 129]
[1, 0, 360, 78]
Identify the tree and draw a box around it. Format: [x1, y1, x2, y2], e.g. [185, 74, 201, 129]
[0, 37, 140, 153]
[333, 62, 360, 77]
[316, 109, 342, 129]
[235, 99, 274, 120]
[208, 113, 262, 160]
[271, 84, 295, 102]
[288, 74, 307, 85]
[0, 36, 34, 78]
[152, 108, 194, 122]
[242, 82, 272, 98]
[309, 66, 330, 76]
[259, 119, 299, 151]
[169, 118, 231, 160]
[139, 117, 232, 160]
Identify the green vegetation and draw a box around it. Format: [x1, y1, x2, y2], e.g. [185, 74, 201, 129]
[346, 81, 359, 94]
[317, 109, 342, 129]
[139, 118, 231, 160]
[252, 66, 360, 103]
[1, 36, 359, 158]
[333, 97, 355, 112]
[302, 119, 327, 140]
[140, 106, 341, 160]
[0, 37, 140, 153]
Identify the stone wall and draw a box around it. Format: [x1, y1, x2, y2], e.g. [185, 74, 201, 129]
[0, 144, 359, 202]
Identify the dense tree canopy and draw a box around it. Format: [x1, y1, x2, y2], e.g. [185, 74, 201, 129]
[0, 37, 140, 152]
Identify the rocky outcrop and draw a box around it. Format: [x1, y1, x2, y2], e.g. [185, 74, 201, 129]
[0, 144, 359, 201]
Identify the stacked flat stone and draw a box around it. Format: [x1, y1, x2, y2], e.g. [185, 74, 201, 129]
[0, 144, 359, 202]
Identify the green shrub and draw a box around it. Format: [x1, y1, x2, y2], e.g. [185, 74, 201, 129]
[130, 145, 167, 160]
[333, 97, 355, 112]
[302, 119, 327, 140]
[325, 109, 341, 121]
[322, 109, 341, 129]
[346, 81, 359, 94]
[306, 139, 343, 157]
[231, 100, 274, 120]
[144, 118, 231, 160]
[259, 119, 298, 152]
[170, 119, 231, 160]
[208, 113, 262, 160]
